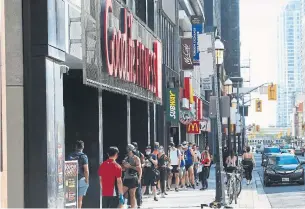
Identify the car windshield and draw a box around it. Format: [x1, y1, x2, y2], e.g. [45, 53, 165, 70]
[264, 148, 280, 153]
[269, 156, 299, 165]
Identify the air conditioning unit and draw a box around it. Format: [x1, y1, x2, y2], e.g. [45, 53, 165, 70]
[181, 98, 190, 109]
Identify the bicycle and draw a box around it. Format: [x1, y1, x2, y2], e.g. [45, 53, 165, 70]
[225, 167, 241, 205]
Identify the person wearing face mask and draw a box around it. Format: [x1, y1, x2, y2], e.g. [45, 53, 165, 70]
[141, 146, 158, 201]
[122, 144, 142, 208]
[157, 146, 169, 198]
[168, 142, 181, 192]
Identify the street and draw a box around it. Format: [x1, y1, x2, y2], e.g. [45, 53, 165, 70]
[256, 153, 305, 208]
[140, 153, 305, 208]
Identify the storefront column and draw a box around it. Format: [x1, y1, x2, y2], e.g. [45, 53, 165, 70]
[127, 96, 131, 144]
[98, 89, 103, 208]
[154, 103, 157, 143]
[178, 123, 181, 144]
[147, 102, 151, 145]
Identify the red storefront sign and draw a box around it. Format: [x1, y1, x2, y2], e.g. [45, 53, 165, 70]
[101, 0, 162, 99]
[186, 121, 200, 134]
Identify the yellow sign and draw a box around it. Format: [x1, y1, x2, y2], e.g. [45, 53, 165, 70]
[255, 100, 262, 112]
[268, 84, 277, 100]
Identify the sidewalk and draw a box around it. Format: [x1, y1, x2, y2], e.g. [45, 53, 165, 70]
[141, 166, 271, 208]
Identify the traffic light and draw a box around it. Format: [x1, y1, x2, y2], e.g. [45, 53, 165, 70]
[255, 99, 262, 112]
[268, 84, 277, 100]
[256, 125, 260, 132]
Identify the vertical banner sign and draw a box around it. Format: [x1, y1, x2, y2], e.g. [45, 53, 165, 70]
[181, 38, 194, 70]
[191, 16, 204, 65]
[64, 161, 78, 208]
[166, 88, 179, 122]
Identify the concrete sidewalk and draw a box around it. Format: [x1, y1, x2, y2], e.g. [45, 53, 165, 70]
[141, 166, 271, 208]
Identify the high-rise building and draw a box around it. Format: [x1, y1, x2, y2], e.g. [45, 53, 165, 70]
[277, 0, 303, 127]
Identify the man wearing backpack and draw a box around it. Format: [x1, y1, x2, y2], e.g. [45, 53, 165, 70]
[167, 142, 181, 192]
[67, 140, 89, 209]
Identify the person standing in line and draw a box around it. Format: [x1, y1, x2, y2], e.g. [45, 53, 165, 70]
[200, 151, 211, 190]
[192, 144, 201, 186]
[168, 142, 181, 192]
[205, 145, 212, 179]
[67, 140, 89, 209]
[184, 142, 196, 189]
[152, 142, 161, 193]
[98, 147, 124, 208]
[242, 146, 255, 185]
[157, 146, 169, 198]
[177, 144, 186, 189]
[141, 146, 159, 201]
[122, 144, 142, 208]
[131, 142, 144, 207]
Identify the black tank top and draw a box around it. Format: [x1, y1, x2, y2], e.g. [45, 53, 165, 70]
[158, 154, 166, 167]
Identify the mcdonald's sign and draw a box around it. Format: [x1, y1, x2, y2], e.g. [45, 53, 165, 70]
[187, 121, 200, 134]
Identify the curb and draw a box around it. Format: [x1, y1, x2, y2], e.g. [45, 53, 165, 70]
[253, 171, 272, 208]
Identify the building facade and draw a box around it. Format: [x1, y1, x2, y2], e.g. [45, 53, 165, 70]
[277, 0, 303, 127]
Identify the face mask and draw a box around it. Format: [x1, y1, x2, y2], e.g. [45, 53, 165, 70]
[146, 151, 151, 155]
[159, 149, 164, 153]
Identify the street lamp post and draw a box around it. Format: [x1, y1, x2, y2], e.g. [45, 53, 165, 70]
[231, 98, 237, 153]
[213, 36, 225, 205]
[225, 79, 233, 152]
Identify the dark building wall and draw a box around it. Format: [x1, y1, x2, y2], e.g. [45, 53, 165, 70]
[23, 0, 67, 207]
[63, 70, 100, 208]
[102, 92, 127, 163]
[131, 98, 148, 152]
[221, 0, 240, 77]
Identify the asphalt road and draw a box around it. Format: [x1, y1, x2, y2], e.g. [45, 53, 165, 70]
[255, 153, 305, 208]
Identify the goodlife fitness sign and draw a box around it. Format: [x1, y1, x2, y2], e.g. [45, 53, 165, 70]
[101, 0, 162, 100]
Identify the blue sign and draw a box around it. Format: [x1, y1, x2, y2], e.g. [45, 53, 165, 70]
[191, 16, 204, 66]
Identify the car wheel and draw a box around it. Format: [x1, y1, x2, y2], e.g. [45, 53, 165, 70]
[264, 178, 270, 187]
[299, 181, 305, 185]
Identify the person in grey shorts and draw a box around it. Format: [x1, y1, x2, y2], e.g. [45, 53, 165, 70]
[68, 140, 89, 209]
[177, 144, 186, 189]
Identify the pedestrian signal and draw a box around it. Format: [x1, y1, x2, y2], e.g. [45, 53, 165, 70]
[255, 100, 262, 112]
[268, 84, 277, 100]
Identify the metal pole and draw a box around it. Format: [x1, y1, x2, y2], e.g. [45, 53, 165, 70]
[127, 96, 131, 144]
[236, 81, 240, 153]
[242, 97, 245, 149]
[214, 64, 225, 203]
[228, 96, 231, 151]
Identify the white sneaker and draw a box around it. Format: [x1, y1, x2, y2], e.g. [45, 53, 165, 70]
[246, 180, 250, 185]
[161, 193, 165, 198]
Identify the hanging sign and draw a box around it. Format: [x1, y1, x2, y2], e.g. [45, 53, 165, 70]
[166, 88, 179, 122]
[64, 161, 78, 208]
[181, 38, 194, 70]
[187, 121, 200, 134]
[179, 109, 195, 125]
[191, 15, 204, 65]
[201, 77, 212, 90]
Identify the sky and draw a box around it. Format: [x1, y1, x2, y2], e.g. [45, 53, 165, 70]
[240, 0, 288, 127]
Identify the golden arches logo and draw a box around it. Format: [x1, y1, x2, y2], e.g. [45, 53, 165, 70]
[187, 122, 199, 133]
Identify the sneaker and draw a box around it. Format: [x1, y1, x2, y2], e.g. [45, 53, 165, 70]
[161, 193, 165, 198]
[200, 188, 206, 191]
[175, 188, 179, 192]
[154, 197, 158, 201]
[164, 192, 168, 195]
[192, 184, 196, 189]
[247, 180, 250, 185]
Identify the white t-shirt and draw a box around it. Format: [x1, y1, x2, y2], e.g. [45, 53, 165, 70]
[169, 148, 181, 165]
[194, 150, 201, 162]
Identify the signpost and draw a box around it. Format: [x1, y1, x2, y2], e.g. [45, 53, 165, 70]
[201, 77, 213, 90]
[64, 161, 78, 208]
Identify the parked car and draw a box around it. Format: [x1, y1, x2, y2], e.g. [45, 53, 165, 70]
[280, 149, 294, 154]
[263, 153, 305, 187]
[262, 147, 281, 166]
[256, 144, 264, 154]
[294, 147, 305, 156]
